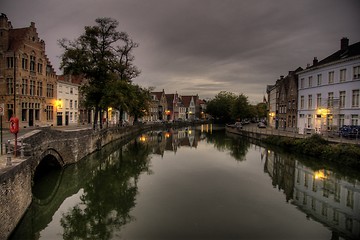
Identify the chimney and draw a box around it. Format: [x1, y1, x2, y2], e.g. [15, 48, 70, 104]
[313, 57, 318, 65]
[341, 37, 349, 51]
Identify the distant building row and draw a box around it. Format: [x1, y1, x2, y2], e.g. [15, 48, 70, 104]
[267, 37, 360, 134]
[0, 14, 206, 129]
[145, 89, 206, 122]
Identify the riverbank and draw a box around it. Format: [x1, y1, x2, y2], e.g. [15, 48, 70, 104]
[226, 125, 360, 170]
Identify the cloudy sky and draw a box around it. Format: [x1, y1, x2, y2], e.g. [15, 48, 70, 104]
[2, 0, 360, 103]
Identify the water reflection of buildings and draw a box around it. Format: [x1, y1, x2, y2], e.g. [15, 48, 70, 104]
[264, 150, 360, 239]
[139, 124, 213, 156]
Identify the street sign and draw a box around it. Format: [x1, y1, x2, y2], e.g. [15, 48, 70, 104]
[0, 103, 4, 116]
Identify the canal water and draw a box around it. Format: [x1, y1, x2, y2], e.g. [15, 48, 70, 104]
[10, 125, 360, 240]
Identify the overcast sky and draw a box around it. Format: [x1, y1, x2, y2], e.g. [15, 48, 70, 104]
[2, 0, 360, 103]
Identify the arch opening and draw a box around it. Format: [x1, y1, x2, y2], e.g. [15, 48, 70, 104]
[32, 154, 62, 200]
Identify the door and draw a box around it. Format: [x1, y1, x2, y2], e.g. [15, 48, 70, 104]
[65, 112, 69, 126]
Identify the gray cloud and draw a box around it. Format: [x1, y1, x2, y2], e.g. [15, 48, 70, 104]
[3, 0, 360, 102]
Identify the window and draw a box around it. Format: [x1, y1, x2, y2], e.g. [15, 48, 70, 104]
[351, 115, 358, 125]
[29, 80, 35, 96]
[339, 91, 345, 108]
[300, 96, 304, 109]
[70, 100, 73, 109]
[328, 71, 334, 84]
[340, 69, 346, 82]
[308, 95, 312, 109]
[21, 102, 27, 121]
[328, 92, 334, 108]
[7, 104, 13, 121]
[308, 76, 313, 87]
[353, 66, 360, 79]
[47, 84, 54, 98]
[22, 79, 28, 95]
[317, 74, 322, 86]
[70, 88, 73, 94]
[46, 106, 54, 121]
[317, 94, 322, 108]
[37, 82, 43, 96]
[300, 78, 304, 89]
[35, 103, 40, 121]
[6, 78, 14, 94]
[352, 90, 359, 107]
[339, 114, 345, 128]
[22, 54, 28, 70]
[30, 55, 36, 72]
[37, 61, 43, 74]
[7, 57, 14, 68]
[74, 100, 78, 109]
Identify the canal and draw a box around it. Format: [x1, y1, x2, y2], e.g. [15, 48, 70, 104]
[10, 124, 360, 240]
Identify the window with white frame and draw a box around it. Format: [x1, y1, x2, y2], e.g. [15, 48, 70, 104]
[317, 94, 321, 108]
[300, 96, 304, 109]
[317, 74, 322, 86]
[339, 91, 346, 108]
[351, 115, 358, 125]
[340, 69, 346, 82]
[308, 95, 312, 109]
[339, 114, 345, 127]
[328, 71, 334, 84]
[300, 78, 304, 89]
[328, 92, 334, 108]
[352, 90, 359, 107]
[353, 66, 360, 79]
[308, 76, 313, 87]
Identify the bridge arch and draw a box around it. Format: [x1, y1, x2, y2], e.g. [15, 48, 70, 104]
[32, 148, 65, 201]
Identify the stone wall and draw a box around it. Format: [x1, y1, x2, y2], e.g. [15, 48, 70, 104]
[0, 160, 32, 240]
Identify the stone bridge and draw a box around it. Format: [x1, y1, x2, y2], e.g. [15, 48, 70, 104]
[0, 123, 167, 239]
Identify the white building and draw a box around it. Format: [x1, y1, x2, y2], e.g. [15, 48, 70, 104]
[297, 38, 360, 134]
[56, 78, 79, 126]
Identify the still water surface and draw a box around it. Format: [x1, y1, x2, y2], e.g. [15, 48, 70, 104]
[11, 125, 360, 239]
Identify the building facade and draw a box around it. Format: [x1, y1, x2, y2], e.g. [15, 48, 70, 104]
[0, 14, 57, 129]
[56, 76, 79, 126]
[297, 38, 360, 134]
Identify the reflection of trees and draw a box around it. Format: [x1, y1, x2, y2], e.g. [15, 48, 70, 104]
[205, 130, 250, 161]
[60, 139, 152, 240]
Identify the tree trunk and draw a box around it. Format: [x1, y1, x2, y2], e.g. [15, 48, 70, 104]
[93, 105, 99, 130]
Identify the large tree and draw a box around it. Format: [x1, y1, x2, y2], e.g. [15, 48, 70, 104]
[59, 17, 140, 129]
[206, 91, 237, 122]
[231, 94, 252, 121]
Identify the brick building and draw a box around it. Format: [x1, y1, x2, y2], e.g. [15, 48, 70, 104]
[0, 14, 57, 129]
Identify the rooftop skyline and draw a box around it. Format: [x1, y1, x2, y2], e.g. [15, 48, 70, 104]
[2, 0, 360, 103]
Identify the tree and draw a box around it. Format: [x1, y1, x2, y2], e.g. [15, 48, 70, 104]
[231, 94, 252, 121]
[206, 91, 236, 122]
[255, 102, 267, 119]
[59, 17, 140, 129]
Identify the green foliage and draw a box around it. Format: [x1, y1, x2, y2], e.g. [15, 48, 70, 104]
[206, 91, 268, 122]
[264, 134, 360, 169]
[206, 91, 237, 122]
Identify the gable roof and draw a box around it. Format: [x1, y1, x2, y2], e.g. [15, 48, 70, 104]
[307, 39, 360, 70]
[180, 96, 193, 108]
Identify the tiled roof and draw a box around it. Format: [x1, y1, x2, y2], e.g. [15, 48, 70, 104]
[180, 96, 192, 107]
[310, 41, 360, 69]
